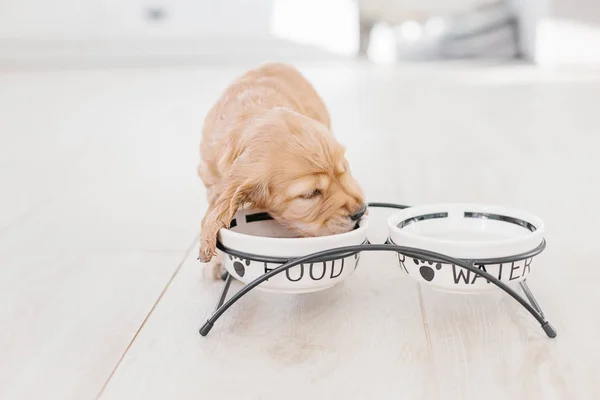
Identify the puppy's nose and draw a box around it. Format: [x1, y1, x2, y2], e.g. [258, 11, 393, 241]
[349, 204, 367, 221]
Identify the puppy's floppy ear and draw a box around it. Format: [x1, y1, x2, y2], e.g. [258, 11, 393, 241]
[199, 174, 252, 262]
[198, 153, 271, 263]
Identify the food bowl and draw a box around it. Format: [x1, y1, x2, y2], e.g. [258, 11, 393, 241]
[217, 209, 368, 293]
[387, 203, 545, 293]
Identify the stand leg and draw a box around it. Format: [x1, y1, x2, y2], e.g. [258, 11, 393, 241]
[519, 280, 545, 318]
[217, 273, 233, 310]
[519, 280, 556, 338]
[199, 273, 234, 336]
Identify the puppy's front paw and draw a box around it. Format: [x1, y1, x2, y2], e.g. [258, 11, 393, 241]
[198, 240, 216, 263]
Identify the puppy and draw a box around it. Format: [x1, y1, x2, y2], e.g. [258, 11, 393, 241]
[197, 63, 366, 268]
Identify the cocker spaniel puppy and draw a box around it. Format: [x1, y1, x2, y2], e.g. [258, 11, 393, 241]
[198, 63, 366, 269]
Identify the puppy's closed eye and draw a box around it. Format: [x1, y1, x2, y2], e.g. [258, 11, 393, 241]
[299, 189, 322, 199]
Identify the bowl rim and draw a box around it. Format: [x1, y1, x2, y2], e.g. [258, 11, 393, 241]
[387, 202, 544, 256]
[218, 210, 369, 245]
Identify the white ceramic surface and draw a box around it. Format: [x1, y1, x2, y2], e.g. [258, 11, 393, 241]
[388, 203, 545, 292]
[218, 209, 368, 293]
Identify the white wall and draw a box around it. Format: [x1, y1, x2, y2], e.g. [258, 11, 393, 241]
[0, 0, 90, 39]
[538, 0, 600, 66]
[508, 0, 600, 66]
[553, 0, 600, 26]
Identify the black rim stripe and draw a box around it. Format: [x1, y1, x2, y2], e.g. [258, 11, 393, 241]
[397, 212, 448, 228]
[463, 212, 537, 232]
[245, 212, 274, 223]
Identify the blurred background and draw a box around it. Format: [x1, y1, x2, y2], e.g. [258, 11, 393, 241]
[0, 0, 599, 67]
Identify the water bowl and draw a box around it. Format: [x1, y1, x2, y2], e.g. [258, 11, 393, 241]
[387, 203, 545, 293]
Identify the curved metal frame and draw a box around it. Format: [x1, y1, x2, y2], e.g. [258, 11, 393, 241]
[199, 203, 556, 339]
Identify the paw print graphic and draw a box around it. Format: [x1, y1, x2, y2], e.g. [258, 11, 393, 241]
[229, 255, 251, 277]
[413, 258, 442, 282]
[398, 253, 409, 273]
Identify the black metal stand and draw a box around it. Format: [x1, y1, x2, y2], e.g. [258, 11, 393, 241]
[199, 203, 557, 339]
[519, 280, 555, 337]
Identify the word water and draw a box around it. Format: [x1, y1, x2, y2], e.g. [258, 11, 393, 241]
[397, 253, 533, 285]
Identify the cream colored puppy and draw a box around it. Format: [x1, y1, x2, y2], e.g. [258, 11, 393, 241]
[198, 63, 366, 269]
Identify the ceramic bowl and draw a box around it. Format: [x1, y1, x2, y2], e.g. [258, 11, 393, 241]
[387, 203, 545, 293]
[218, 209, 368, 293]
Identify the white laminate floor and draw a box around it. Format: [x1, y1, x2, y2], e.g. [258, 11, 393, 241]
[1, 58, 599, 400]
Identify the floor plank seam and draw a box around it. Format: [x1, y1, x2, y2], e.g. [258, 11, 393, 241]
[0, 198, 51, 236]
[417, 285, 440, 399]
[94, 233, 200, 399]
